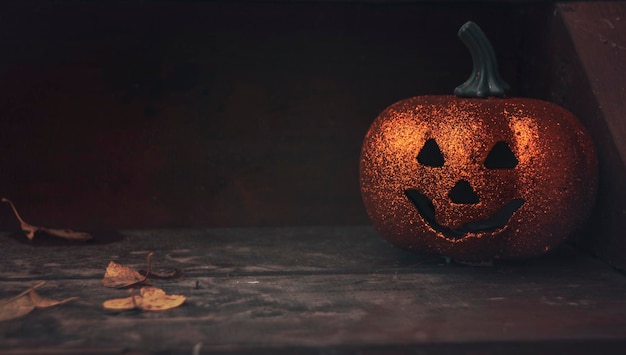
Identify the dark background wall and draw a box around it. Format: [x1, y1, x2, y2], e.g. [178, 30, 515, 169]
[0, 1, 551, 230]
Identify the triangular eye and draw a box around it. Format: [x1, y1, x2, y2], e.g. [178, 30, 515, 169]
[484, 141, 518, 169]
[417, 138, 444, 167]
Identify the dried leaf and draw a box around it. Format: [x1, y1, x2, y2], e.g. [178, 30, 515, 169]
[102, 287, 185, 311]
[28, 289, 78, 308]
[35, 227, 92, 241]
[0, 289, 36, 322]
[101, 252, 153, 288]
[0, 282, 77, 321]
[102, 294, 139, 311]
[102, 261, 149, 288]
[1, 198, 92, 241]
[137, 287, 186, 311]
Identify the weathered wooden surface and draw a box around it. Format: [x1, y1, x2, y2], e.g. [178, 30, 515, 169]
[548, 2, 626, 271]
[1, 227, 626, 354]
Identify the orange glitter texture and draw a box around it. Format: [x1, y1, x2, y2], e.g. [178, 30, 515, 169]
[359, 95, 597, 261]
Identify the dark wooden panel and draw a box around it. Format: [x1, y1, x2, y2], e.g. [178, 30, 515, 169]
[1, 227, 626, 353]
[0, 1, 549, 229]
[541, 2, 626, 270]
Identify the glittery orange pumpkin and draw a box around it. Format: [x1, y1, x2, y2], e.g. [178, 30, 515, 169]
[359, 22, 597, 261]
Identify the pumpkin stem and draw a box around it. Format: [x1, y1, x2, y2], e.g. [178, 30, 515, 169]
[454, 21, 510, 98]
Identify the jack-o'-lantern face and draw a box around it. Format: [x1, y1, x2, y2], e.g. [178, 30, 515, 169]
[359, 96, 597, 261]
[405, 136, 525, 240]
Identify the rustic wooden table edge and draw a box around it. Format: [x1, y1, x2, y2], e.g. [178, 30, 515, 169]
[1, 226, 626, 354]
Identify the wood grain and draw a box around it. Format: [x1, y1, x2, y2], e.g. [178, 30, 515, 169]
[548, 2, 626, 270]
[1, 227, 626, 353]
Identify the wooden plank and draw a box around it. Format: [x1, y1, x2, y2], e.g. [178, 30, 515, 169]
[545, 2, 626, 270]
[2, 227, 626, 353]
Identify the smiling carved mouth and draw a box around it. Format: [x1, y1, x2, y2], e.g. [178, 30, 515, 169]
[404, 189, 525, 240]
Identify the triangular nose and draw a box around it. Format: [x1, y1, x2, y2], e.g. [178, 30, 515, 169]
[448, 180, 479, 204]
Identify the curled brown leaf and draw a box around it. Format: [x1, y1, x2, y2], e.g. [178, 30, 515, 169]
[102, 291, 140, 311]
[1, 198, 92, 241]
[0, 287, 36, 322]
[102, 287, 185, 312]
[0, 282, 78, 321]
[102, 252, 153, 288]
